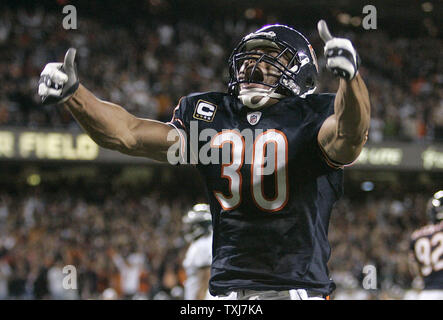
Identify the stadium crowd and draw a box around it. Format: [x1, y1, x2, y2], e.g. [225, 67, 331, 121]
[0, 6, 442, 142]
[328, 192, 430, 299]
[0, 185, 432, 299]
[0, 186, 191, 300]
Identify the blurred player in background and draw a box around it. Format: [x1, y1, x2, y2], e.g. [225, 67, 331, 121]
[181, 203, 213, 300]
[37, 19, 370, 300]
[409, 190, 443, 300]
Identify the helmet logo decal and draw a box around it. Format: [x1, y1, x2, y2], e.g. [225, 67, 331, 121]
[297, 52, 310, 67]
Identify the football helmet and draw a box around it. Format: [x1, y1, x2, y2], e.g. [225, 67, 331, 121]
[427, 190, 443, 224]
[228, 24, 319, 109]
[182, 203, 212, 242]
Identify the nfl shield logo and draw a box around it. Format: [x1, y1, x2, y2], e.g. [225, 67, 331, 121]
[247, 111, 262, 125]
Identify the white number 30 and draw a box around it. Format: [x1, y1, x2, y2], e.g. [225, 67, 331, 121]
[211, 130, 288, 212]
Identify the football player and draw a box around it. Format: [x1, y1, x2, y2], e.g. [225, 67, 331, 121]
[409, 190, 443, 300]
[181, 203, 214, 300]
[38, 20, 370, 300]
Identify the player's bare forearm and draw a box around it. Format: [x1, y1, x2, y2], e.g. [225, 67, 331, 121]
[335, 74, 370, 142]
[318, 73, 370, 164]
[64, 84, 176, 162]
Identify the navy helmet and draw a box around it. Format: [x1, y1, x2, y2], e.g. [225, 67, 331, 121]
[428, 190, 443, 224]
[182, 203, 212, 242]
[228, 24, 319, 99]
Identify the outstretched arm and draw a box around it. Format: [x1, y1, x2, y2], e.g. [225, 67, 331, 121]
[64, 84, 176, 162]
[316, 20, 370, 165]
[38, 49, 178, 162]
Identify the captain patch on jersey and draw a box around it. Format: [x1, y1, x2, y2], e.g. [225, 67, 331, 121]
[193, 100, 217, 122]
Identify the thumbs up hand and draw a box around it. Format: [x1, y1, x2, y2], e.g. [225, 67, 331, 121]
[317, 20, 360, 80]
[38, 48, 79, 105]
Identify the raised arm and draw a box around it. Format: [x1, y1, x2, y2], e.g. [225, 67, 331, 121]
[38, 49, 178, 162]
[316, 20, 370, 165]
[318, 75, 370, 164]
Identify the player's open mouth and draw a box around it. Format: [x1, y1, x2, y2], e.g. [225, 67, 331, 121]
[245, 66, 264, 83]
[238, 66, 268, 90]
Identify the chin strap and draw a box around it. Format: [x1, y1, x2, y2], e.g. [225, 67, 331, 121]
[238, 87, 286, 109]
[300, 86, 317, 98]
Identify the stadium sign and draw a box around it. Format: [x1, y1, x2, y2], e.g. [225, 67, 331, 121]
[0, 128, 442, 170]
[352, 143, 443, 171]
[422, 147, 443, 170]
[0, 127, 150, 163]
[354, 147, 403, 166]
[0, 129, 98, 161]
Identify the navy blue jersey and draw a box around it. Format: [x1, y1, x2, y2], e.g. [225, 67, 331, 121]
[169, 92, 344, 296]
[410, 221, 443, 290]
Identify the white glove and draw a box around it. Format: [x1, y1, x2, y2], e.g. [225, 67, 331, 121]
[317, 20, 360, 80]
[38, 48, 79, 105]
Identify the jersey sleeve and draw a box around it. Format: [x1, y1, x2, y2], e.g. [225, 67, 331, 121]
[168, 96, 189, 132]
[166, 96, 193, 164]
[303, 94, 344, 176]
[166, 92, 220, 165]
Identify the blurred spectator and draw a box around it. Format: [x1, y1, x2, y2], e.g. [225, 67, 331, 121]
[109, 249, 147, 299]
[101, 287, 118, 300]
[0, 257, 11, 299]
[47, 257, 65, 299]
